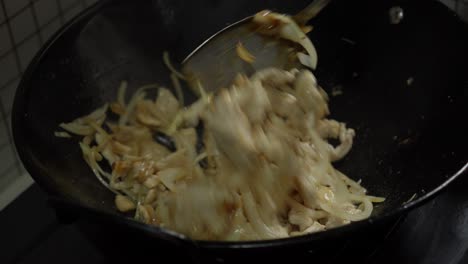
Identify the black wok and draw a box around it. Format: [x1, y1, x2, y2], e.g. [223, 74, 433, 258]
[12, 0, 468, 262]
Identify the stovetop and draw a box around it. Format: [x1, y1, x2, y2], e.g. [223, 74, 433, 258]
[1, 171, 467, 264]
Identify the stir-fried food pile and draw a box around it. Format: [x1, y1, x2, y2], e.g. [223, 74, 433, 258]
[56, 9, 383, 241]
[57, 67, 383, 240]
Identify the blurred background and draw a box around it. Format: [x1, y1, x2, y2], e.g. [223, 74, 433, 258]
[0, 1, 466, 264]
[0, 0, 467, 210]
[0, 0, 98, 210]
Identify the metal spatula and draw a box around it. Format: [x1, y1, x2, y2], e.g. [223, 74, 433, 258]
[181, 0, 331, 94]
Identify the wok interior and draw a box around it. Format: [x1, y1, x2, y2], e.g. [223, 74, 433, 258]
[13, 0, 468, 237]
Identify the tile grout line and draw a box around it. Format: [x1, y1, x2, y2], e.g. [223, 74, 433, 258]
[55, 0, 65, 25]
[0, 0, 23, 172]
[28, 0, 44, 45]
[0, 0, 25, 74]
[0, 76, 20, 93]
[0, 0, 86, 91]
[0, 0, 40, 27]
[0, 1, 27, 176]
[0, 0, 91, 179]
[0, 9, 71, 61]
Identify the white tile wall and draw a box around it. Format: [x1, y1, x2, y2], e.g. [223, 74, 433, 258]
[18, 35, 40, 70]
[0, 0, 100, 210]
[10, 7, 35, 43]
[0, 54, 19, 87]
[0, 147, 16, 176]
[1, 79, 19, 115]
[0, 168, 32, 209]
[0, 117, 8, 147]
[5, 114, 12, 138]
[0, 3, 5, 23]
[3, 0, 28, 16]
[0, 24, 10, 55]
[34, 0, 59, 27]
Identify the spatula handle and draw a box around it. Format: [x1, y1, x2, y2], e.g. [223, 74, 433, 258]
[293, 0, 332, 25]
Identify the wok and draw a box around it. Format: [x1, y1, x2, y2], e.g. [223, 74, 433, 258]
[12, 0, 468, 262]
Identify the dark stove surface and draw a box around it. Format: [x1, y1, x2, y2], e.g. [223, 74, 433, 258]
[1, 172, 467, 264]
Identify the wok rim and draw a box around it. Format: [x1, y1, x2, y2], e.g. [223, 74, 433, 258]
[12, 0, 468, 249]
